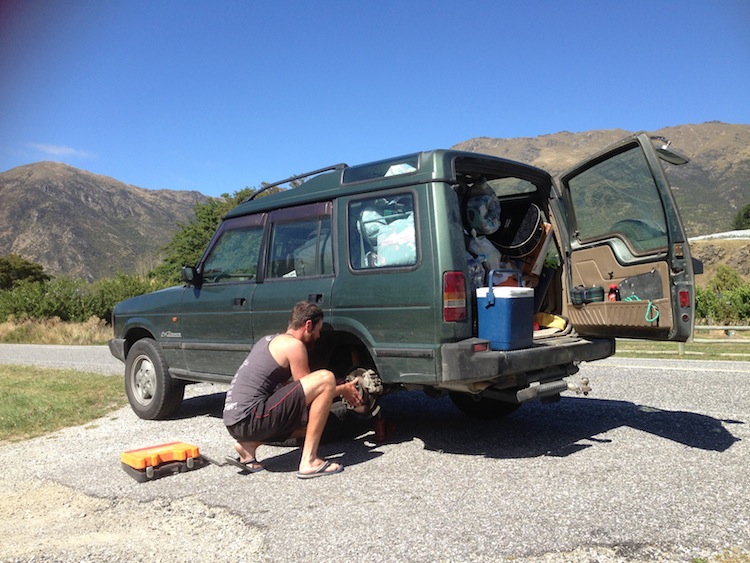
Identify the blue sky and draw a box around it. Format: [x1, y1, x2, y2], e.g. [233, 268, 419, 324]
[1, 1, 749, 198]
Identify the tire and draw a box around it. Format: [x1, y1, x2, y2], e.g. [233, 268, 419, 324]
[125, 338, 185, 420]
[449, 392, 520, 419]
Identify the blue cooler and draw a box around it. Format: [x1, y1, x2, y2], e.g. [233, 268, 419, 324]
[476, 269, 534, 351]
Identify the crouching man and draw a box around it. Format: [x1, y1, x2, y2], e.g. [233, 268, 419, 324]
[223, 301, 362, 478]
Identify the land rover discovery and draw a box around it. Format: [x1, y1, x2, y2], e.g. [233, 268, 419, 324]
[109, 132, 696, 420]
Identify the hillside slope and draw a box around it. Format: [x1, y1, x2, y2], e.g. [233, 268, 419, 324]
[0, 162, 207, 281]
[690, 236, 750, 288]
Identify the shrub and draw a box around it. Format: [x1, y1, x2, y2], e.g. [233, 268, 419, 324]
[0, 274, 171, 324]
[88, 274, 169, 321]
[0, 254, 50, 290]
[696, 266, 750, 325]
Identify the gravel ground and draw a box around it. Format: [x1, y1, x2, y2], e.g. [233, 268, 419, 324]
[0, 347, 749, 562]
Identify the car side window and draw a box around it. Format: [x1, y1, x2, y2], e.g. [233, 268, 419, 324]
[201, 225, 263, 283]
[348, 194, 417, 270]
[566, 145, 668, 253]
[267, 216, 333, 278]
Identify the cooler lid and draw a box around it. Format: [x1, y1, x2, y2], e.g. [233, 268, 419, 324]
[476, 286, 534, 298]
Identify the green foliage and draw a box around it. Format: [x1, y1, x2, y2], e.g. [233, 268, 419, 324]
[708, 265, 744, 293]
[0, 274, 169, 324]
[696, 265, 750, 325]
[0, 254, 50, 290]
[732, 203, 750, 230]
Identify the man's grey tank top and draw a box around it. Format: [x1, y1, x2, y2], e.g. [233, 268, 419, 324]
[223, 334, 292, 426]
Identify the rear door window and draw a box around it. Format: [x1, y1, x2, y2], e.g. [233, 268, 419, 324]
[566, 145, 668, 253]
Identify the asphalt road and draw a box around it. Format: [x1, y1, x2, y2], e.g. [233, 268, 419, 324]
[1, 344, 749, 562]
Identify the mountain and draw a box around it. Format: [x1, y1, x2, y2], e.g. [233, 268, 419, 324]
[1, 122, 747, 282]
[0, 162, 207, 281]
[452, 122, 750, 237]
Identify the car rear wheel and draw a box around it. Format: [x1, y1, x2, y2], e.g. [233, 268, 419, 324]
[449, 392, 520, 419]
[125, 338, 184, 420]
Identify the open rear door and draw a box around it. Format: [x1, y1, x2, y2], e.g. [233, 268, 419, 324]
[553, 132, 695, 341]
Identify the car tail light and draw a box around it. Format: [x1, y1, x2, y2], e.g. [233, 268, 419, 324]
[443, 271, 466, 322]
[679, 290, 691, 308]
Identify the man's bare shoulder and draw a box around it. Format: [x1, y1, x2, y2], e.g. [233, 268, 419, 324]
[268, 333, 306, 365]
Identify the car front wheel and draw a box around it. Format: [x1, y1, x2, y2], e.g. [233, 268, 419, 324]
[125, 338, 184, 420]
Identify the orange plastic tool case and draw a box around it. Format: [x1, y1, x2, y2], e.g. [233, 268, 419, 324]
[121, 441, 207, 482]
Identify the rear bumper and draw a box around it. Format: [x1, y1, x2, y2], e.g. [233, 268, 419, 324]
[440, 335, 614, 385]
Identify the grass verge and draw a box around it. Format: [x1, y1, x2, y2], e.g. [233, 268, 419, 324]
[615, 338, 750, 361]
[0, 365, 126, 442]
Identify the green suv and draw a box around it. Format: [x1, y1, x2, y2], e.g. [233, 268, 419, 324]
[110, 133, 696, 420]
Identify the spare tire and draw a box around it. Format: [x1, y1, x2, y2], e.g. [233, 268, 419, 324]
[495, 203, 544, 258]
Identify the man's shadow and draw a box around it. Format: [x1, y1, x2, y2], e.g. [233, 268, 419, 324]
[173, 389, 741, 470]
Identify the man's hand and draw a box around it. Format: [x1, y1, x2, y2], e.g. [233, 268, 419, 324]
[337, 380, 363, 408]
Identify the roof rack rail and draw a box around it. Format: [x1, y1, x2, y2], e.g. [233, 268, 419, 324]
[243, 163, 348, 203]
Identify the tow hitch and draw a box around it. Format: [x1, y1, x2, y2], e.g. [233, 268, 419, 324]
[568, 377, 592, 396]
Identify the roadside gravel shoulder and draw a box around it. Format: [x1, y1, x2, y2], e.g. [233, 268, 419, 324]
[0, 475, 725, 563]
[0, 476, 262, 562]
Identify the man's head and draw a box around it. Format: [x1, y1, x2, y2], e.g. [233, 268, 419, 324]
[288, 301, 324, 347]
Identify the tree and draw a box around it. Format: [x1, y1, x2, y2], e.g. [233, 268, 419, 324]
[0, 254, 51, 290]
[732, 203, 750, 230]
[708, 264, 743, 293]
[150, 185, 283, 283]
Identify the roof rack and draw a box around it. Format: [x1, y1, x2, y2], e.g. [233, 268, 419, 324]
[242, 163, 348, 203]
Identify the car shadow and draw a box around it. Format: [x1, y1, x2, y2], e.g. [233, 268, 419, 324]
[170, 391, 226, 419]
[170, 388, 742, 465]
[373, 391, 742, 459]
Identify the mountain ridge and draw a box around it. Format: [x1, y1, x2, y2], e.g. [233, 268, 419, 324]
[1, 122, 748, 281]
[0, 161, 207, 281]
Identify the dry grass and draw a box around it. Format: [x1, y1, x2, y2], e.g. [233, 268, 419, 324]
[0, 317, 111, 345]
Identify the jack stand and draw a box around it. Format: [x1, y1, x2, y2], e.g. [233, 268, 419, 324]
[374, 414, 388, 443]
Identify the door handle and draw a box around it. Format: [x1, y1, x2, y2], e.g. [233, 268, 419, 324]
[308, 294, 323, 304]
[233, 297, 246, 307]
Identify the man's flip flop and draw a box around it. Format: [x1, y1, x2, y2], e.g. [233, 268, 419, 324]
[297, 460, 344, 479]
[225, 455, 264, 473]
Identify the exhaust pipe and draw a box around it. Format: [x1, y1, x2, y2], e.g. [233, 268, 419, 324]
[515, 380, 569, 403]
[483, 377, 592, 405]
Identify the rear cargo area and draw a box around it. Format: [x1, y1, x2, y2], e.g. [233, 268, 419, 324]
[454, 157, 568, 349]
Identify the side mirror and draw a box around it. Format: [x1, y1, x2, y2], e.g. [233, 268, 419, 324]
[181, 266, 201, 286]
